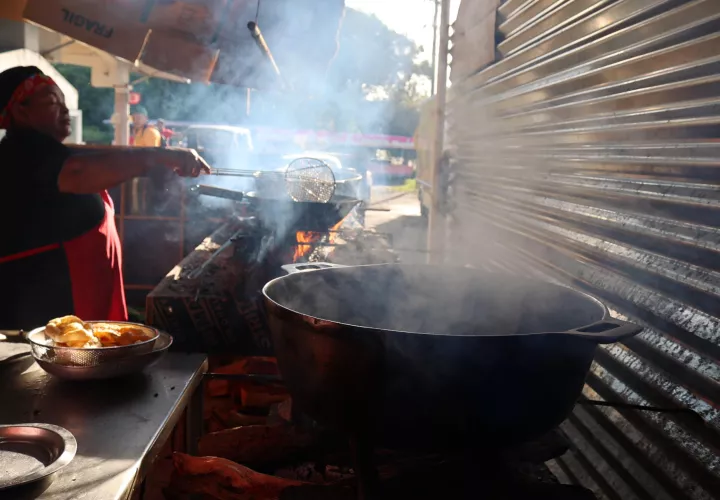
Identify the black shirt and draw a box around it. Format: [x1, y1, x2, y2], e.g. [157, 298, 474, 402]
[0, 128, 105, 257]
[0, 129, 109, 329]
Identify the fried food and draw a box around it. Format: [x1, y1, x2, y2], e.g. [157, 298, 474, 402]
[45, 315, 98, 347]
[91, 323, 154, 347]
[44, 316, 155, 348]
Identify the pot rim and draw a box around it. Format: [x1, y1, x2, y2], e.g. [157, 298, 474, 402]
[262, 263, 636, 341]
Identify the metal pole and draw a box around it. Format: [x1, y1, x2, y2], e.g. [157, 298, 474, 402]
[430, 0, 440, 95]
[112, 61, 130, 258]
[113, 61, 130, 146]
[427, 0, 450, 264]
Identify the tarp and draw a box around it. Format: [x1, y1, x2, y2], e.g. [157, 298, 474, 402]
[14, 0, 345, 88]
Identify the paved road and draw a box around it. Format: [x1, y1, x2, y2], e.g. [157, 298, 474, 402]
[365, 187, 428, 264]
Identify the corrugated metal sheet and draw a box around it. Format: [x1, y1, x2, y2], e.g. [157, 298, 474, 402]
[447, 0, 720, 499]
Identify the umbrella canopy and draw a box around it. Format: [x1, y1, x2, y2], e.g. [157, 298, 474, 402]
[19, 0, 345, 88]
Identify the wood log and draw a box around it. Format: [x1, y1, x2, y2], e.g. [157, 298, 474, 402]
[207, 357, 280, 397]
[224, 411, 269, 427]
[209, 408, 267, 431]
[268, 399, 293, 425]
[167, 448, 597, 500]
[168, 453, 359, 500]
[169, 452, 304, 500]
[240, 385, 290, 409]
[205, 396, 236, 419]
[208, 415, 229, 434]
[198, 424, 315, 465]
[277, 399, 293, 422]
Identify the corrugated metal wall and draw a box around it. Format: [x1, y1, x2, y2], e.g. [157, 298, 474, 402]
[447, 0, 720, 499]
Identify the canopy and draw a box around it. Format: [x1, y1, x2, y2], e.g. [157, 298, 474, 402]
[15, 0, 346, 88]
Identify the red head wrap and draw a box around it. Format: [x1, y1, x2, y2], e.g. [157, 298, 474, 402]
[0, 73, 58, 129]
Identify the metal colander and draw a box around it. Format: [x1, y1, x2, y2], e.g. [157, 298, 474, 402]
[284, 158, 336, 203]
[26, 323, 159, 367]
[208, 157, 337, 203]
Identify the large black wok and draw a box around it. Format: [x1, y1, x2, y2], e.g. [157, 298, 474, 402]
[263, 263, 642, 451]
[244, 191, 360, 232]
[192, 184, 360, 232]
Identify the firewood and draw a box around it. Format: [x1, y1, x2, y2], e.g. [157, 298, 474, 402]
[278, 399, 293, 422]
[167, 470, 355, 500]
[198, 424, 315, 465]
[170, 452, 303, 500]
[268, 399, 293, 425]
[207, 357, 280, 397]
[225, 411, 268, 427]
[209, 408, 267, 429]
[205, 396, 236, 418]
[208, 415, 228, 434]
[168, 453, 358, 500]
[240, 385, 290, 409]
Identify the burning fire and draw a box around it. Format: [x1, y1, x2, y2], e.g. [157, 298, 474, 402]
[293, 220, 344, 262]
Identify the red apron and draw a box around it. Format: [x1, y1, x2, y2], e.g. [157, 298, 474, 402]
[0, 191, 127, 321]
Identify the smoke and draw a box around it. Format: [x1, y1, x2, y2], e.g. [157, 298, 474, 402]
[265, 264, 605, 335]
[141, 1, 418, 138]
[164, 2, 402, 241]
[123, 1, 430, 288]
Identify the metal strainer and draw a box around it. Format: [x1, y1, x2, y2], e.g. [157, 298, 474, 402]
[26, 322, 159, 367]
[207, 157, 337, 203]
[284, 157, 336, 203]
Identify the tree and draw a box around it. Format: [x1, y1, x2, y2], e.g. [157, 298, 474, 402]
[55, 7, 429, 140]
[308, 7, 432, 135]
[54, 64, 115, 143]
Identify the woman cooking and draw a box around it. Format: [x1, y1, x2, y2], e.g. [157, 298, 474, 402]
[0, 66, 210, 330]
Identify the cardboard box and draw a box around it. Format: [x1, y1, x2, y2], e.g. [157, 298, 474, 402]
[142, 0, 227, 41]
[141, 31, 219, 81]
[0, 0, 26, 22]
[23, 0, 148, 62]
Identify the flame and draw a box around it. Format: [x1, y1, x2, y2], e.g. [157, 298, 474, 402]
[292, 220, 343, 262]
[293, 231, 318, 262]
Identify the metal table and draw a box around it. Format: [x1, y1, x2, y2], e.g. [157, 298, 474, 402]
[0, 349, 207, 500]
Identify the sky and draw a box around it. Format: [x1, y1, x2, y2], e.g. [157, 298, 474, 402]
[345, 0, 460, 62]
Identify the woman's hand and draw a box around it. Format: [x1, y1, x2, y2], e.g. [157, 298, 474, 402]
[160, 148, 211, 177]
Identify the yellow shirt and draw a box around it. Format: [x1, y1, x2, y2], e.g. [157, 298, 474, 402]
[133, 126, 162, 147]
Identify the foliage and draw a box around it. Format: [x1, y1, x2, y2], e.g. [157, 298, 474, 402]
[54, 64, 114, 137]
[55, 7, 429, 140]
[389, 178, 418, 192]
[82, 125, 114, 144]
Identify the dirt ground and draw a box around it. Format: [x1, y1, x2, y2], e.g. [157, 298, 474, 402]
[364, 186, 428, 264]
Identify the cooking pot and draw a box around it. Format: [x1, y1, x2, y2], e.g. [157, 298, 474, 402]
[192, 185, 361, 232]
[244, 192, 360, 232]
[253, 166, 363, 201]
[263, 263, 642, 450]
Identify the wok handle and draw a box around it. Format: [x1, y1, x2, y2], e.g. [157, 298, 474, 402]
[568, 318, 643, 343]
[192, 184, 245, 202]
[281, 263, 348, 275]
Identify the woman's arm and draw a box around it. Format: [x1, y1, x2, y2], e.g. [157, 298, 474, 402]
[57, 146, 209, 194]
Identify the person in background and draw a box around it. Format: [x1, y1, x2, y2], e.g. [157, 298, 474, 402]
[130, 106, 162, 212]
[131, 106, 161, 147]
[157, 119, 174, 147]
[0, 65, 210, 330]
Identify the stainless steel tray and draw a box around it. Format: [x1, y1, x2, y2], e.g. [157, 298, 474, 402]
[0, 424, 76, 491]
[34, 331, 174, 381]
